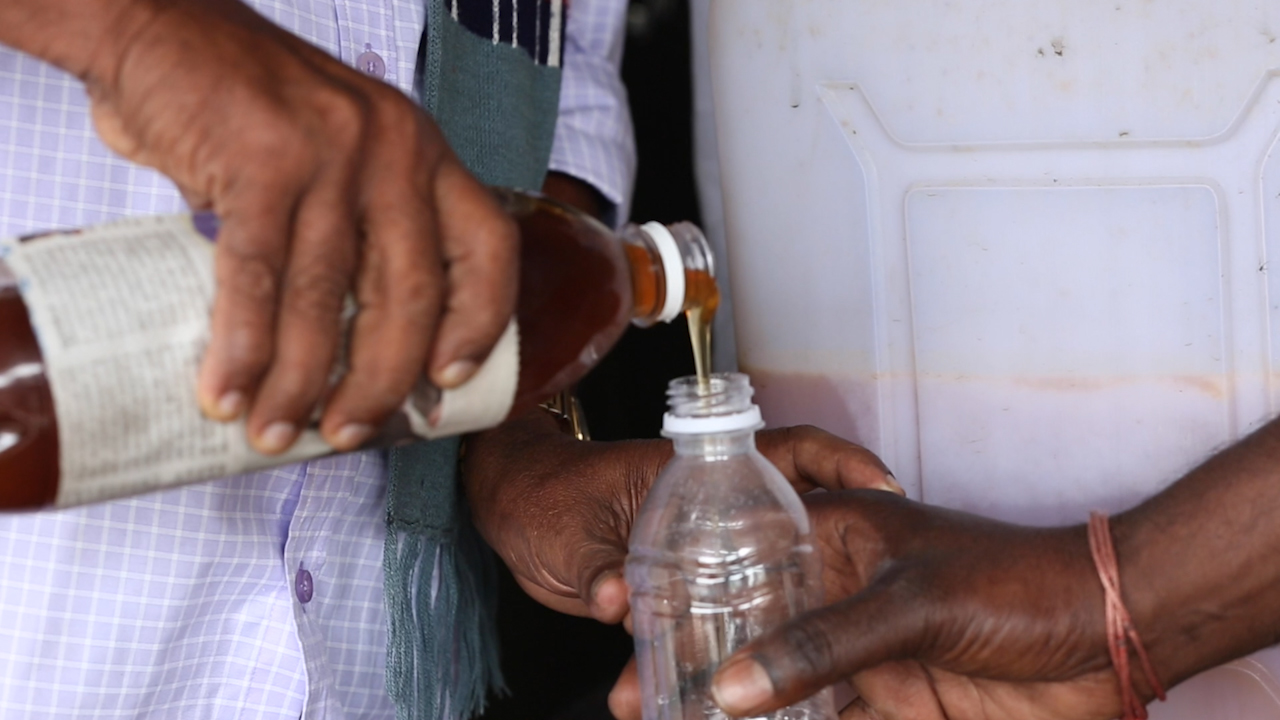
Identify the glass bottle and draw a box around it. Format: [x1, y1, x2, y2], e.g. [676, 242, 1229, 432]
[0, 189, 716, 509]
[627, 373, 836, 720]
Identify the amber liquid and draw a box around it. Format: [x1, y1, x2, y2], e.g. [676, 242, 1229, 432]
[684, 269, 720, 393]
[501, 192, 640, 417]
[0, 192, 712, 509]
[0, 281, 59, 508]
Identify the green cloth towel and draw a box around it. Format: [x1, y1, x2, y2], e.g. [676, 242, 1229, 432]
[383, 438, 503, 720]
[382, 2, 563, 719]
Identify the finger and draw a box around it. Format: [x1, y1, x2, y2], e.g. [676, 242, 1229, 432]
[575, 542, 633, 624]
[197, 190, 295, 424]
[608, 656, 642, 720]
[570, 444, 662, 624]
[710, 583, 924, 717]
[508, 535, 629, 623]
[87, 100, 141, 162]
[320, 149, 442, 447]
[588, 571, 631, 625]
[852, 663, 949, 720]
[425, 160, 518, 388]
[840, 696, 882, 720]
[513, 574, 591, 617]
[247, 171, 359, 453]
[756, 425, 901, 495]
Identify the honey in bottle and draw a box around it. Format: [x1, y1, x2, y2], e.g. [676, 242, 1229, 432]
[0, 189, 716, 509]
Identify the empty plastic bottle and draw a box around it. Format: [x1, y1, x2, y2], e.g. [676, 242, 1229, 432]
[627, 373, 836, 720]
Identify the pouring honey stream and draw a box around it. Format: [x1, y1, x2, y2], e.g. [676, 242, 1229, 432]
[684, 269, 719, 394]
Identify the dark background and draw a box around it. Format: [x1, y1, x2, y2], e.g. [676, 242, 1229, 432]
[478, 1, 699, 718]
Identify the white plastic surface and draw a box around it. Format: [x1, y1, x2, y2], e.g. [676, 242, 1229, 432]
[661, 405, 764, 436]
[642, 221, 688, 323]
[709, 0, 1280, 714]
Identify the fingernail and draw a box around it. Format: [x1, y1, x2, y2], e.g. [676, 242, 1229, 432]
[712, 658, 774, 715]
[215, 391, 246, 420]
[331, 423, 374, 451]
[436, 359, 478, 389]
[256, 421, 298, 454]
[883, 472, 905, 496]
[589, 572, 626, 622]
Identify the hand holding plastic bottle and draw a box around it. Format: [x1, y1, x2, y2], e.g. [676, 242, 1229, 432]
[696, 413, 1280, 720]
[710, 490, 1127, 720]
[462, 410, 901, 626]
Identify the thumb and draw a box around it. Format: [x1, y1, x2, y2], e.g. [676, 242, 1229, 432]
[575, 541, 632, 624]
[756, 426, 901, 495]
[506, 542, 630, 623]
[585, 568, 631, 625]
[709, 581, 923, 717]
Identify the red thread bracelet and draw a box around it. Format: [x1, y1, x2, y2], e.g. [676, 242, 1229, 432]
[1088, 512, 1167, 720]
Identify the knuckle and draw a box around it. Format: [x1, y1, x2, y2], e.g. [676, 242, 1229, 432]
[265, 363, 324, 404]
[243, 111, 310, 166]
[791, 425, 826, 447]
[779, 620, 838, 682]
[777, 425, 802, 446]
[342, 367, 414, 419]
[450, 210, 519, 269]
[480, 211, 519, 253]
[455, 300, 509, 342]
[219, 251, 281, 307]
[282, 263, 351, 324]
[315, 90, 370, 151]
[221, 327, 274, 379]
[389, 265, 444, 319]
[368, 87, 420, 138]
[382, 91, 423, 132]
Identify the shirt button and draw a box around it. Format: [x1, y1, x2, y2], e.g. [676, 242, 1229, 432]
[356, 44, 386, 79]
[294, 568, 314, 604]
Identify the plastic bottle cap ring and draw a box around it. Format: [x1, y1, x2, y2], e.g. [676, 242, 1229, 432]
[662, 405, 764, 435]
[642, 221, 686, 324]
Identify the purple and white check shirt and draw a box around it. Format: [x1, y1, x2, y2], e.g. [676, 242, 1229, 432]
[0, 1, 634, 717]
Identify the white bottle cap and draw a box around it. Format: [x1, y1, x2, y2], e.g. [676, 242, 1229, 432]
[641, 221, 686, 323]
[662, 405, 764, 436]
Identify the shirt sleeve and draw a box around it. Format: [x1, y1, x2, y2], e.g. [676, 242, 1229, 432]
[549, 0, 637, 226]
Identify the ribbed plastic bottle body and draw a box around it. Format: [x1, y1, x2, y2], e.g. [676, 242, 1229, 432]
[0, 191, 714, 509]
[626, 375, 836, 720]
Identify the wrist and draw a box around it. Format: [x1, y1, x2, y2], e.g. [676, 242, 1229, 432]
[1111, 494, 1254, 697]
[1082, 512, 1169, 713]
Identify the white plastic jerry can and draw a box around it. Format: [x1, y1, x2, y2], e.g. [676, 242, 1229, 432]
[708, 0, 1280, 714]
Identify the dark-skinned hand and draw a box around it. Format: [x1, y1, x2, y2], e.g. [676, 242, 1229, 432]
[462, 410, 901, 626]
[615, 408, 1280, 720]
[695, 413, 1280, 720]
[1, 0, 517, 455]
[719, 490, 1131, 720]
[606, 489, 1130, 720]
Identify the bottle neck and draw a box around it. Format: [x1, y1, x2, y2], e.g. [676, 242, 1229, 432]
[620, 222, 716, 327]
[670, 429, 757, 459]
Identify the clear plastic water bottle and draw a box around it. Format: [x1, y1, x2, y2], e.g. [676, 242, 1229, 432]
[627, 373, 836, 720]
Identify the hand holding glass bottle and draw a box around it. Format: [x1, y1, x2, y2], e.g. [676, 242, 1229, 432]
[0, 189, 714, 508]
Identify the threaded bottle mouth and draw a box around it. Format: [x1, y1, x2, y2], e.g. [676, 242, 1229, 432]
[662, 372, 763, 435]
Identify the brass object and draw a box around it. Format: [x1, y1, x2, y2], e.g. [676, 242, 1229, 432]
[540, 389, 590, 441]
